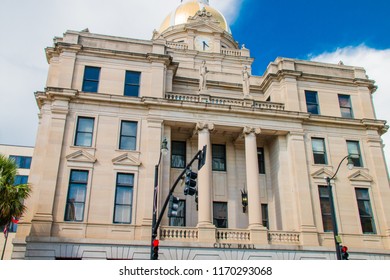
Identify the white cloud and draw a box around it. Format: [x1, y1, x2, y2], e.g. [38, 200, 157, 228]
[310, 45, 390, 169]
[0, 0, 242, 147]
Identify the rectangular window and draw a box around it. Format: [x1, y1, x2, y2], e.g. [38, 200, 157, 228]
[119, 121, 137, 150]
[169, 200, 186, 226]
[257, 148, 265, 174]
[318, 186, 333, 232]
[338, 94, 353, 118]
[65, 170, 88, 222]
[124, 71, 141, 97]
[171, 141, 186, 168]
[312, 138, 327, 164]
[261, 204, 269, 229]
[213, 202, 228, 228]
[347, 140, 363, 167]
[212, 144, 226, 171]
[9, 155, 32, 169]
[114, 173, 134, 224]
[355, 188, 376, 234]
[305, 91, 320, 115]
[74, 117, 94, 147]
[82, 66, 100, 93]
[14, 175, 28, 185]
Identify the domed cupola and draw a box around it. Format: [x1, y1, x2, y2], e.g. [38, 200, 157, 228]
[159, 0, 231, 34]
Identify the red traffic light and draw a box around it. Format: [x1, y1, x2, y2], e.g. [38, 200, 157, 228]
[341, 246, 348, 253]
[153, 239, 159, 247]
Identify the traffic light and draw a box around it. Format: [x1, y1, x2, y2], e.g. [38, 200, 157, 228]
[152, 239, 159, 260]
[168, 195, 180, 217]
[341, 245, 349, 260]
[184, 169, 197, 196]
[198, 145, 207, 170]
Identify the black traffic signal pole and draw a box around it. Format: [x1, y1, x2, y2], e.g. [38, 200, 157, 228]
[325, 155, 352, 260]
[151, 145, 206, 259]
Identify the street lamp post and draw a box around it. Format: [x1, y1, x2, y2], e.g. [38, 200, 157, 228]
[150, 138, 168, 260]
[326, 155, 354, 260]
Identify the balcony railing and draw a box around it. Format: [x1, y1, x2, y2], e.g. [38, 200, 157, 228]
[165, 92, 285, 111]
[159, 226, 300, 245]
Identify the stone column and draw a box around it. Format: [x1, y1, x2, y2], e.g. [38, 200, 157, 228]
[196, 122, 216, 243]
[243, 127, 262, 227]
[243, 127, 268, 243]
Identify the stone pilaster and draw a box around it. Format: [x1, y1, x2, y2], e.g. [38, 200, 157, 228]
[288, 132, 319, 246]
[365, 134, 390, 249]
[30, 98, 70, 237]
[138, 118, 164, 240]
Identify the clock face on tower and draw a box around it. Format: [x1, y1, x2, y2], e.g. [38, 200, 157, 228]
[195, 35, 214, 52]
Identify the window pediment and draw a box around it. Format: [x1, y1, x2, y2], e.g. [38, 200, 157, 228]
[112, 153, 141, 167]
[66, 150, 97, 163]
[348, 170, 373, 182]
[311, 167, 334, 179]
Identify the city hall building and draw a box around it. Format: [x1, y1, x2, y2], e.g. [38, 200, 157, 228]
[12, 0, 390, 259]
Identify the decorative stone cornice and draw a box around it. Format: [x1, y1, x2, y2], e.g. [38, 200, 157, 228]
[188, 7, 221, 26]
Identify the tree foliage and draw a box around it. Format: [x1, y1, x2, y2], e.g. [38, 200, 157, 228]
[0, 154, 31, 227]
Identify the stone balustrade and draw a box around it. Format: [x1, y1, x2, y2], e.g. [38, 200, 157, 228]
[166, 42, 189, 50]
[221, 49, 242, 56]
[268, 231, 300, 244]
[159, 227, 198, 241]
[159, 226, 301, 245]
[165, 92, 285, 111]
[216, 229, 251, 243]
[165, 93, 200, 102]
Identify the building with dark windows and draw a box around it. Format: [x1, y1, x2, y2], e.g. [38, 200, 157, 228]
[12, 0, 390, 259]
[0, 144, 34, 259]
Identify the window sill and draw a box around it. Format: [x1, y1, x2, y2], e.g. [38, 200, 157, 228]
[115, 149, 140, 155]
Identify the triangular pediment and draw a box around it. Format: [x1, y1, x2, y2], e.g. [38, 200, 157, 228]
[112, 153, 141, 167]
[66, 150, 97, 163]
[311, 168, 334, 179]
[348, 170, 373, 182]
[186, 21, 226, 34]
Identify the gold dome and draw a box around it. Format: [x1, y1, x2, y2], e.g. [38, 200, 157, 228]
[159, 0, 231, 34]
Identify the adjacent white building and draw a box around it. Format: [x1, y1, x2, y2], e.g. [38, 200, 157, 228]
[0, 144, 34, 259]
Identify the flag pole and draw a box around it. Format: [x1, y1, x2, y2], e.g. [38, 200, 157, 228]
[1, 222, 10, 260]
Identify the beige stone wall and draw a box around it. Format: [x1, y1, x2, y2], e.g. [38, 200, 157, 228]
[13, 28, 390, 260]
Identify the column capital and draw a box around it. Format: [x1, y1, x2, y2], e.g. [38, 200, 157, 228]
[243, 126, 261, 136]
[196, 122, 214, 132]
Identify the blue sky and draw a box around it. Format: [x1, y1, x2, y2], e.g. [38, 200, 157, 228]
[0, 0, 389, 166]
[230, 0, 390, 74]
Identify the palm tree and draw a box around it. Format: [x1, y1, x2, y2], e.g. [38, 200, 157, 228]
[0, 153, 31, 227]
